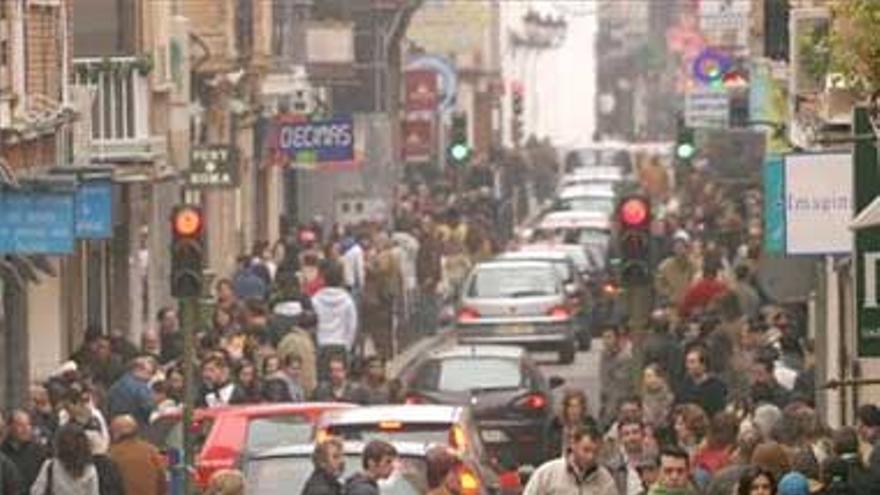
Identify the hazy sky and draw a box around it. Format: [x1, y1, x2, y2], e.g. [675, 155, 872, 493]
[503, 1, 597, 148]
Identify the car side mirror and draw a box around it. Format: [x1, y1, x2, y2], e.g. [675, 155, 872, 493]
[549, 376, 565, 389]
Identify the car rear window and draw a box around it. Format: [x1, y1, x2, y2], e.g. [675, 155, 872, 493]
[560, 197, 615, 215]
[468, 266, 559, 298]
[246, 415, 311, 451]
[246, 455, 427, 495]
[326, 424, 452, 445]
[415, 358, 524, 392]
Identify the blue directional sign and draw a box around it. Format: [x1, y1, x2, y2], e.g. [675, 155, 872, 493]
[0, 191, 76, 254]
[75, 179, 113, 239]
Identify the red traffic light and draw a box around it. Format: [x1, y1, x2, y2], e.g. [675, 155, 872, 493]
[173, 206, 203, 237]
[619, 197, 649, 228]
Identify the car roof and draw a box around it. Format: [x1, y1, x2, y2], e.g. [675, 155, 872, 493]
[497, 250, 571, 262]
[428, 345, 526, 360]
[539, 211, 611, 230]
[319, 405, 464, 426]
[472, 259, 558, 271]
[249, 441, 436, 460]
[558, 186, 616, 200]
[156, 402, 353, 421]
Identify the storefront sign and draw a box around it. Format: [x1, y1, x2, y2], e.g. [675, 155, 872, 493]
[401, 120, 433, 163]
[187, 145, 238, 188]
[404, 70, 438, 112]
[75, 179, 113, 239]
[784, 152, 852, 255]
[0, 191, 75, 254]
[274, 116, 355, 164]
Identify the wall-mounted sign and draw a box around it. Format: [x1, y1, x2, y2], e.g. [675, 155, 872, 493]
[272, 116, 355, 165]
[187, 145, 238, 188]
[404, 70, 438, 112]
[75, 179, 113, 239]
[401, 120, 433, 163]
[0, 191, 75, 254]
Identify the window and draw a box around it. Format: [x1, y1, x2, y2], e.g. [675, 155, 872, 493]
[245, 415, 311, 452]
[468, 266, 559, 298]
[0, 41, 7, 67]
[415, 358, 526, 392]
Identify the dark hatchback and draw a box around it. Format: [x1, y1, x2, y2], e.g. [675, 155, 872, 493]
[395, 345, 564, 467]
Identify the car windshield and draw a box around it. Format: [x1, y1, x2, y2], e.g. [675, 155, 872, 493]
[576, 229, 611, 247]
[326, 424, 452, 445]
[427, 357, 524, 392]
[246, 415, 312, 451]
[246, 455, 427, 495]
[468, 266, 559, 298]
[558, 197, 615, 215]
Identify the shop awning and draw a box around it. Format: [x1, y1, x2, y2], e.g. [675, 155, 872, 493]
[851, 196, 880, 231]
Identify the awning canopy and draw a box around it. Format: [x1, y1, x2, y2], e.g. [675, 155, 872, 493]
[851, 196, 880, 231]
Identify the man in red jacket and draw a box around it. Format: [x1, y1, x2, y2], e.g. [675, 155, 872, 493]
[679, 260, 728, 319]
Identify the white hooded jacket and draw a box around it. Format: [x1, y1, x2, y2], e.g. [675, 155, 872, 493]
[312, 287, 358, 350]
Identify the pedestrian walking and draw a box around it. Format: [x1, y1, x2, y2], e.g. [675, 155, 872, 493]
[425, 446, 464, 495]
[199, 355, 248, 408]
[2, 410, 48, 494]
[351, 356, 391, 405]
[312, 265, 358, 378]
[676, 344, 728, 417]
[524, 425, 618, 495]
[108, 416, 166, 495]
[204, 469, 244, 495]
[344, 440, 397, 495]
[0, 414, 23, 495]
[313, 356, 358, 403]
[545, 389, 600, 461]
[599, 325, 638, 428]
[302, 437, 346, 495]
[647, 446, 698, 495]
[30, 424, 100, 495]
[654, 231, 697, 308]
[362, 234, 402, 361]
[106, 356, 156, 426]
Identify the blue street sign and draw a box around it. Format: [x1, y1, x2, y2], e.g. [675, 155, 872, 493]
[276, 116, 355, 163]
[763, 155, 786, 254]
[0, 190, 76, 254]
[75, 179, 113, 239]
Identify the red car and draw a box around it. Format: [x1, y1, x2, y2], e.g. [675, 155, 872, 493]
[146, 402, 353, 488]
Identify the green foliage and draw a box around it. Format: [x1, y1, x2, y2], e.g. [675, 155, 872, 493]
[798, 22, 830, 89]
[830, 0, 880, 93]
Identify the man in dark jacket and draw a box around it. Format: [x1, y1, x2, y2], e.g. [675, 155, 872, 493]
[676, 344, 728, 417]
[1, 410, 47, 494]
[107, 357, 156, 426]
[302, 437, 346, 495]
[199, 356, 248, 408]
[344, 440, 397, 495]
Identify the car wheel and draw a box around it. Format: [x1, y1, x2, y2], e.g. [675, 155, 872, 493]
[559, 342, 576, 364]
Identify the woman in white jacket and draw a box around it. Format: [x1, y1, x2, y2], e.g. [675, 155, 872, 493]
[30, 424, 99, 495]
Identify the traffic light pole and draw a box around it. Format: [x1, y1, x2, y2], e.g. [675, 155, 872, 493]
[180, 295, 200, 495]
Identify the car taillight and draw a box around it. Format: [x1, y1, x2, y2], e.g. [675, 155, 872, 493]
[457, 307, 481, 323]
[459, 467, 481, 495]
[516, 393, 547, 410]
[602, 282, 620, 296]
[449, 424, 468, 452]
[547, 305, 571, 319]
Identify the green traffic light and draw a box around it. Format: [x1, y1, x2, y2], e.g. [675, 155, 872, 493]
[450, 143, 471, 162]
[676, 142, 696, 160]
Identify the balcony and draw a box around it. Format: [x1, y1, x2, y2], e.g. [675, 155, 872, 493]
[72, 56, 165, 163]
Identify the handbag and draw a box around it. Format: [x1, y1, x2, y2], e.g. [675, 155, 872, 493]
[43, 460, 54, 495]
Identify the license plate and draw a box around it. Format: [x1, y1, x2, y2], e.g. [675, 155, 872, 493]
[481, 429, 509, 443]
[498, 324, 532, 334]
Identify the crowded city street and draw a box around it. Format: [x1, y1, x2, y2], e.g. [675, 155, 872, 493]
[4, 1, 880, 494]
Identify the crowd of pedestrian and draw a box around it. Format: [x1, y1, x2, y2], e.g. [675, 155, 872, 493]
[521, 166, 880, 495]
[0, 175, 504, 495]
